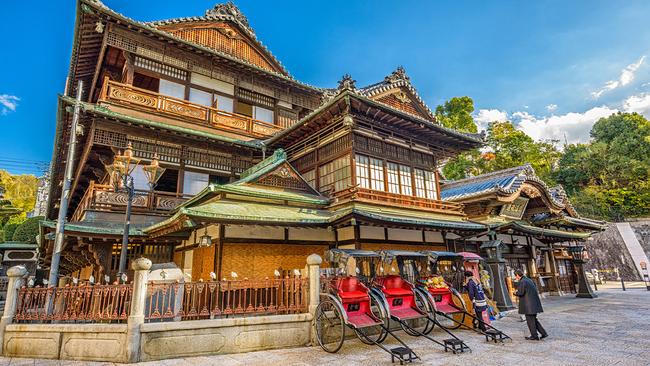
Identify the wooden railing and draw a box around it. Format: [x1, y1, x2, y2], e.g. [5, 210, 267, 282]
[71, 181, 190, 222]
[99, 77, 283, 138]
[145, 278, 308, 322]
[334, 187, 465, 215]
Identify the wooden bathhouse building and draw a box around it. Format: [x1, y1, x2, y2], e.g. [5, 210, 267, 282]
[40, 0, 604, 308]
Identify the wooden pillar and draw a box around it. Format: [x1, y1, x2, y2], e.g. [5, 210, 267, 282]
[122, 51, 135, 85]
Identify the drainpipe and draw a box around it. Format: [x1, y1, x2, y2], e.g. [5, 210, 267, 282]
[48, 80, 83, 286]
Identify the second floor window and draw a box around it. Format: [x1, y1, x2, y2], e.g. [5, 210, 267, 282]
[369, 157, 385, 191]
[319, 155, 351, 194]
[159, 79, 185, 100]
[414, 168, 437, 199]
[387, 162, 413, 196]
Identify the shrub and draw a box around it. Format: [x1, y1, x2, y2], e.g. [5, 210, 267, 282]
[3, 215, 26, 242]
[12, 216, 44, 243]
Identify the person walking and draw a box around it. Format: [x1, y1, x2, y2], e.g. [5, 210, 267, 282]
[514, 269, 548, 340]
[464, 270, 488, 332]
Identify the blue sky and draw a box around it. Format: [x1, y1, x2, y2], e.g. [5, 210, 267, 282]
[1, 0, 650, 175]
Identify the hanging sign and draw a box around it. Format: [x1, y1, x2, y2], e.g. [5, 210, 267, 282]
[500, 197, 529, 220]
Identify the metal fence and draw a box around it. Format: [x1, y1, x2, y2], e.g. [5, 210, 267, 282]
[13, 284, 133, 323]
[145, 278, 309, 322]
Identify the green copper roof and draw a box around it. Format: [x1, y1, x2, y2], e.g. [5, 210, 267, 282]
[40, 220, 145, 237]
[216, 184, 330, 205]
[183, 200, 331, 224]
[59, 96, 262, 149]
[0, 242, 38, 250]
[332, 202, 486, 230]
[509, 221, 593, 239]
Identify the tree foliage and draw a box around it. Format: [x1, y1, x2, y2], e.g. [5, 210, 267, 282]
[554, 112, 650, 220]
[3, 216, 26, 242]
[0, 170, 39, 217]
[435, 96, 478, 133]
[12, 216, 44, 243]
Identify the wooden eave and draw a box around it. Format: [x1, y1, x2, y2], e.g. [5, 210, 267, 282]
[69, 0, 322, 99]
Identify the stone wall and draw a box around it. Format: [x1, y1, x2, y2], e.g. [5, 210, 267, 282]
[585, 222, 644, 280]
[139, 313, 312, 361]
[3, 324, 128, 362]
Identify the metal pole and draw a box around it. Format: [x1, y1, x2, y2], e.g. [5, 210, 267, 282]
[48, 80, 83, 286]
[118, 176, 134, 279]
[592, 272, 598, 291]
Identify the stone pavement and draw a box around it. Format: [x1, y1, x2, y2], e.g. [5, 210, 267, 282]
[1, 284, 648, 366]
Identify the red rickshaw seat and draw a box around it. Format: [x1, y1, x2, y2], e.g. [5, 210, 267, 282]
[339, 291, 369, 301]
[337, 277, 370, 302]
[383, 287, 413, 296]
[381, 276, 412, 297]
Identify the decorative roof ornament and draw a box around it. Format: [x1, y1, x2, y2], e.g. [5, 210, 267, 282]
[385, 66, 410, 84]
[205, 2, 253, 35]
[337, 74, 357, 92]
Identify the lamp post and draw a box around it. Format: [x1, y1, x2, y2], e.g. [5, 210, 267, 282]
[568, 244, 597, 298]
[480, 238, 514, 311]
[619, 254, 626, 291]
[107, 144, 165, 280]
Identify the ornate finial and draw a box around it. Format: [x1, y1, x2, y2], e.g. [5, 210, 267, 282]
[385, 66, 409, 84]
[337, 74, 357, 91]
[205, 2, 253, 34]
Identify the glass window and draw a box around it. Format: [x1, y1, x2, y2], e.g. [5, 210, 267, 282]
[159, 79, 185, 100]
[414, 168, 437, 199]
[399, 165, 413, 196]
[183, 171, 210, 195]
[369, 157, 385, 191]
[355, 154, 370, 189]
[387, 162, 400, 194]
[302, 169, 316, 189]
[215, 94, 234, 113]
[319, 155, 351, 193]
[254, 106, 274, 124]
[189, 88, 212, 107]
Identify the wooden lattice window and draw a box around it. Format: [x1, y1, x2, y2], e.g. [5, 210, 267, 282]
[134, 56, 187, 81]
[292, 151, 316, 172]
[318, 155, 351, 194]
[237, 88, 275, 109]
[319, 135, 351, 162]
[277, 109, 298, 128]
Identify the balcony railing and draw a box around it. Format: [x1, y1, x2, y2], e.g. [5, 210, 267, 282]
[334, 187, 465, 215]
[71, 181, 190, 222]
[98, 77, 283, 138]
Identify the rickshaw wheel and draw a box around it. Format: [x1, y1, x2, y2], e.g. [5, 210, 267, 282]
[355, 295, 388, 344]
[400, 290, 433, 336]
[315, 300, 345, 353]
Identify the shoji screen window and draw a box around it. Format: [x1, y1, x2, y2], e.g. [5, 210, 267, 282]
[159, 79, 185, 100]
[414, 168, 437, 199]
[355, 154, 370, 189]
[318, 155, 351, 193]
[369, 157, 385, 191]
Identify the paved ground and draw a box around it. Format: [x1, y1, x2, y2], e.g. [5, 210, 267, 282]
[1, 283, 648, 366]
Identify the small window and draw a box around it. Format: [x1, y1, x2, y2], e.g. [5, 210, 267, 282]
[189, 88, 212, 107]
[215, 94, 234, 113]
[254, 106, 274, 124]
[414, 168, 437, 199]
[159, 79, 185, 100]
[355, 154, 370, 189]
[302, 169, 316, 189]
[236, 101, 253, 117]
[130, 165, 151, 191]
[183, 171, 210, 195]
[369, 157, 385, 191]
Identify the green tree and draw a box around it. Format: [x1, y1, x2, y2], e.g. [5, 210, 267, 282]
[435, 96, 478, 133]
[12, 216, 44, 243]
[0, 171, 39, 215]
[3, 215, 26, 242]
[555, 112, 650, 220]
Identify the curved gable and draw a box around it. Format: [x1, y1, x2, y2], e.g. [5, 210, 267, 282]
[372, 87, 434, 121]
[157, 21, 285, 75]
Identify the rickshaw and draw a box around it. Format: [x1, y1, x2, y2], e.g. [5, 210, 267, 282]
[375, 250, 471, 354]
[315, 249, 419, 364]
[419, 250, 511, 343]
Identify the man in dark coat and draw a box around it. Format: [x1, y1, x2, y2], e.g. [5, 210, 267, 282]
[514, 269, 548, 340]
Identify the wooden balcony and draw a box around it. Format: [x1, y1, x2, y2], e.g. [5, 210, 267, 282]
[334, 187, 465, 215]
[71, 181, 190, 222]
[98, 78, 283, 138]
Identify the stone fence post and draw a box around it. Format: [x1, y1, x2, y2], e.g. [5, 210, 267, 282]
[0, 265, 28, 353]
[306, 254, 322, 316]
[126, 257, 151, 363]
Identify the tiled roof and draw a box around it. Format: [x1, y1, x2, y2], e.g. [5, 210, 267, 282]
[441, 165, 537, 201]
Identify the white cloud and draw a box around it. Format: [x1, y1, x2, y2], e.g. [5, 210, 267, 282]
[473, 108, 509, 131]
[546, 104, 558, 113]
[622, 93, 650, 118]
[591, 56, 646, 98]
[514, 107, 618, 144]
[0, 94, 20, 115]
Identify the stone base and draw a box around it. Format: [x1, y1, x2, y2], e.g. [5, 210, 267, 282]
[576, 292, 598, 299]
